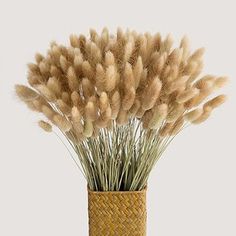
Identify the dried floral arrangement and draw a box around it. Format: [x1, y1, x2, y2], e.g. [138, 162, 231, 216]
[15, 28, 227, 192]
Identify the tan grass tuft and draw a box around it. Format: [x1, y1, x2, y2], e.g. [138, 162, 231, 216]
[142, 77, 162, 110]
[176, 88, 199, 103]
[203, 95, 227, 109]
[35, 85, 56, 102]
[38, 120, 52, 132]
[192, 106, 212, 124]
[214, 77, 229, 89]
[111, 91, 121, 119]
[85, 101, 98, 121]
[184, 108, 203, 122]
[67, 66, 79, 91]
[53, 114, 72, 132]
[15, 85, 38, 101]
[148, 104, 168, 129]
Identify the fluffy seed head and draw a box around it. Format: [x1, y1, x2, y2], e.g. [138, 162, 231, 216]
[142, 77, 162, 110]
[148, 104, 168, 129]
[184, 108, 203, 122]
[203, 95, 227, 109]
[85, 101, 97, 121]
[176, 88, 199, 103]
[111, 91, 121, 119]
[15, 85, 38, 101]
[192, 106, 212, 124]
[83, 120, 94, 137]
[214, 77, 228, 89]
[67, 66, 79, 91]
[38, 120, 52, 132]
[53, 115, 72, 132]
[35, 85, 56, 101]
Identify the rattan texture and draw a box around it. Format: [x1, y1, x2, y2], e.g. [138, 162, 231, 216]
[88, 188, 147, 236]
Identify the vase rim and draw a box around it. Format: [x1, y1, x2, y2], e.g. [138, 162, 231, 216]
[87, 186, 147, 194]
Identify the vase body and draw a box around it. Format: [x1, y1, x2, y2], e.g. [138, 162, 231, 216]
[88, 188, 147, 236]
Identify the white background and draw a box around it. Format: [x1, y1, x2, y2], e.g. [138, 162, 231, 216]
[0, 0, 235, 235]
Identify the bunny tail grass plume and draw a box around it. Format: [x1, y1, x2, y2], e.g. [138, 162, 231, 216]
[38, 120, 52, 132]
[15, 28, 228, 191]
[15, 85, 39, 101]
[214, 77, 229, 89]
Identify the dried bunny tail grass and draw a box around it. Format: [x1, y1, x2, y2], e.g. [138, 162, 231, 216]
[142, 110, 153, 129]
[188, 47, 205, 62]
[194, 75, 215, 89]
[71, 91, 82, 106]
[96, 106, 112, 128]
[111, 91, 121, 119]
[116, 108, 129, 125]
[164, 76, 188, 95]
[35, 84, 56, 102]
[38, 120, 52, 132]
[27, 63, 40, 74]
[71, 106, 83, 133]
[60, 55, 69, 73]
[214, 77, 229, 89]
[95, 64, 106, 93]
[167, 48, 183, 65]
[105, 51, 115, 66]
[82, 78, 94, 99]
[176, 87, 199, 103]
[148, 104, 168, 129]
[15, 30, 229, 191]
[183, 61, 198, 76]
[136, 106, 146, 118]
[56, 99, 71, 115]
[70, 34, 80, 48]
[142, 77, 162, 110]
[129, 99, 141, 117]
[184, 108, 203, 122]
[99, 92, 109, 112]
[123, 62, 135, 88]
[53, 114, 72, 132]
[203, 95, 227, 109]
[83, 120, 94, 137]
[185, 81, 214, 109]
[123, 36, 134, 62]
[31, 97, 48, 112]
[161, 34, 173, 53]
[166, 103, 184, 123]
[42, 105, 56, 121]
[47, 77, 61, 96]
[122, 87, 136, 111]
[15, 85, 39, 101]
[105, 65, 117, 92]
[38, 61, 50, 77]
[133, 56, 143, 89]
[50, 65, 62, 78]
[180, 35, 190, 59]
[82, 61, 94, 80]
[67, 66, 79, 91]
[192, 106, 212, 124]
[61, 92, 71, 105]
[85, 101, 98, 121]
[35, 53, 44, 64]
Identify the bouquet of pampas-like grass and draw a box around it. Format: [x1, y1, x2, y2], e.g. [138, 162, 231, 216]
[15, 28, 227, 236]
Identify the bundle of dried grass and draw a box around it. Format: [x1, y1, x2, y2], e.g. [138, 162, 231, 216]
[15, 28, 227, 191]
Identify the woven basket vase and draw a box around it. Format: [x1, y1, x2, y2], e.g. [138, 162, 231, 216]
[88, 188, 147, 236]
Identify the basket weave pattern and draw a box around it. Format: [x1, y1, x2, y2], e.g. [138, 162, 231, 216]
[88, 188, 147, 236]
